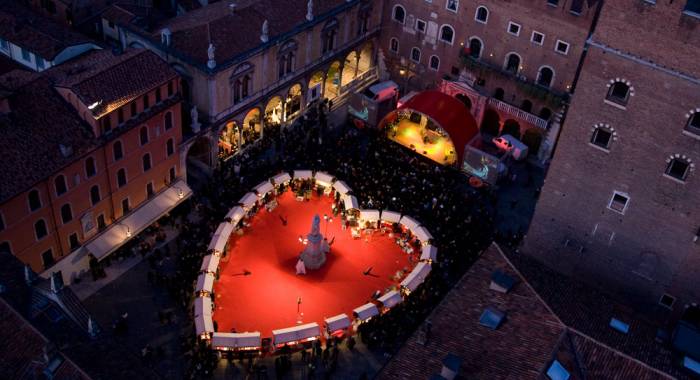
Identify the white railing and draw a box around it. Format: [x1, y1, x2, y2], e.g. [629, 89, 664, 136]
[487, 98, 549, 129]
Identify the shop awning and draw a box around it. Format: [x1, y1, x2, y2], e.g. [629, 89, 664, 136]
[378, 290, 403, 309]
[195, 314, 214, 336]
[315, 172, 334, 187]
[200, 254, 220, 274]
[421, 245, 438, 262]
[381, 210, 402, 224]
[226, 206, 245, 226]
[239, 192, 258, 209]
[254, 181, 274, 196]
[88, 180, 192, 260]
[414, 226, 433, 243]
[360, 209, 380, 222]
[353, 302, 379, 321]
[333, 180, 351, 196]
[196, 273, 215, 294]
[324, 314, 351, 332]
[194, 296, 212, 317]
[272, 172, 292, 184]
[401, 262, 431, 292]
[294, 170, 313, 180]
[272, 322, 320, 345]
[211, 332, 261, 349]
[343, 194, 359, 210]
[401, 216, 421, 233]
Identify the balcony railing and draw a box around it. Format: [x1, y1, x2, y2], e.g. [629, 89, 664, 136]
[487, 97, 549, 129]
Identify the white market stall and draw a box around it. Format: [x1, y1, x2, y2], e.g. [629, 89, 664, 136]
[272, 322, 320, 347]
[353, 302, 379, 322]
[272, 172, 292, 185]
[208, 222, 233, 254]
[211, 332, 262, 351]
[315, 172, 335, 188]
[413, 226, 433, 244]
[333, 180, 351, 196]
[196, 273, 215, 295]
[194, 296, 212, 317]
[324, 314, 351, 336]
[381, 210, 402, 224]
[400, 262, 431, 295]
[343, 194, 359, 210]
[400, 216, 421, 233]
[420, 245, 438, 263]
[200, 254, 220, 275]
[377, 290, 403, 310]
[239, 192, 258, 210]
[294, 170, 314, 180]
[195, 314, 214, 339]
[359, 209, 381, 223]
[226, 206, 245, 226]
[254, 181, 275, 197]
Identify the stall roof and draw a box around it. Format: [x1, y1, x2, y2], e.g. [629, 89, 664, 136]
[254, 181, 274, 196]
[272, 322, 320, 345]
[381, 210, 402, 224]
[360, 209, 381, 222]
[195, 314, 214, 336]
[315, 172, 334, 186]
[272, 172, 292, 184]
[200, 254, 220, 274]
[343, 194, 359, 210]
[421, 245, 438, 262]
[401, 262, 431, 292]
[401, 216, 421, 233]
[226, 206, 245, 225]
[194, 296, 212, 317]
[333, 180, 352, 196]
[353, 302, 379, 321]
[414, 226, 434, 243]
[239, 192, 258, 208]
[294, 170, 313, 179]
[324, 314, 351, 332]
[378, 290, 403, 309]
[195, 273, 215, 293]
[211, 332, 261, 349]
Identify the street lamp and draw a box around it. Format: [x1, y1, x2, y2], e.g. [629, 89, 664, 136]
[323, 214, 332, 236]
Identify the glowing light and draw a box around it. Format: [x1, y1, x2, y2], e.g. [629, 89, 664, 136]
[87, 101, 100, 110]
[125, 227, 132, 238]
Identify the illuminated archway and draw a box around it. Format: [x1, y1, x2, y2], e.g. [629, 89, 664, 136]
[265, 96, 283, 126]
[308, 71, 324, 103]
[285, 84, 303, 121]
[341, 52, 359, 87]
[242, 108, 262, 143]
[218, 121, 240, 160]
[324, 61, 341, 99]
[357, 42, 373, 74]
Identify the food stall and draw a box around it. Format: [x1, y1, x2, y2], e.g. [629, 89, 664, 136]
[420, 245, 438, 263]
[211, 332, 262, 351]
[195, 314, 214, 339]
[199, 254, 220, 275]
[413, 226, 433, 245]
[293, 170, 313, 180]
[377, 290, 403, 311]
[400, 216, 421, 234]
[381, 210, 402, 225]
[324, 314, 351, 337]
[353, 302, 379, 322]
[332, 180, 351, 196]
[359, 209, 380, 229]
[272, 322, 321, 348]
[239, 192, 258, 211]
[194, 296, 212, 317]
[400, 262, 431, 295]
[343, 194, 359, 211]
[272, 172, 292, 186]
[254, 181, 275, 198]
[208, 222, 234, 255]
[315, 172, 335, 188]
[226, 206, 245, 227]
[195, 272, 215, 296]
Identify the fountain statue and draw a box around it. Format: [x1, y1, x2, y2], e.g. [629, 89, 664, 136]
[299, 214, 330, 270]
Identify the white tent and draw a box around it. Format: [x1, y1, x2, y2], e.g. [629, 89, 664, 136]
[272, 172, 292, 184]
[343, 194, 359, 210]
[272, 322, 320, 346]
[315, 172, 334, 187]
[378, 290, 403, 309]
[239, 192, 258, 209]
[200, 254, 220, 274]
[211, 332, 261, 350]
[381, 210, 402, 224]
[353, 303, 379, 321]
[414, 226, 433, 244]
[255, 181, 274, 196]
[400, 262, 431, 293]
[194, 296, 212, 317]
[400, 216, 421, 233]
[208, 222, 233, 253]
[195, 273, 215, 294]
[195, 314, 214, 337]
[359, 209, 381, 222]
[324, 314, 351, 333]
[333, 180, 351, 196]
[420, 245, 438, 262]
[294, 170, 313, 180]
[226, 206, 245, 225]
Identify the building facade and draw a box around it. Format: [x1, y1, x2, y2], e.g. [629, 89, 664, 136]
[522, 0, 700, 312]
[0, 49, 188, 281]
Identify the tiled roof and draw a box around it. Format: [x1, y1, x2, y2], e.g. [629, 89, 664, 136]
[0, 0, 95, 60]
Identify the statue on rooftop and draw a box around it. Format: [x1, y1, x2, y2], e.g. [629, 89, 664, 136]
[207, 43, 216, 69]
[306, 0, 314, 21]
[261, 20, 269, 43]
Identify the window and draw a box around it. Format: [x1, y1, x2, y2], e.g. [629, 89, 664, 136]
[411, 47, 421, 63]
[54, 175, 67, 196]
[164, 112, 173, 130]
[608, 192, 630, 214]
[357, 10, 370, 35]
[35, 219, 48, 240]
[504, 53, 521, 74]
[140, 126, 149, 145]
[146, 183, 154, 198]
[446, 0, 458, 12]
[97, 214, 106, 231]
[393, 5, 406, 23]
[278, 51, 295, 79]
[167, 81, 174, 96]
[547, 0, 559, 6]
[390, 38, 399, 53]
[231, 64, 254, 104]
[555, 40, 570, 55]
[686, 112, 700, 135]
[41, 249, 54, 270]
[130, 102, 137, 117]
[475, 6, 488, 23]
[537, 66, 554, 88]
[606, 81, 630, 106]
[685, 0, 700, 15]
[468, 38, 483, 59]
[60, 204, 72, 224]
[167, 138, 175, 156]
[90, 185, 100, 206]
[591, 126, 613, 149]
[117, 168, 127, 188]
[143, 94, 150, 109]
[415, 19, 426, 33]
[570, 0, 584, 14]
[429, 55, 440, 70]
[665, 157, 691, 181]
[102, 116, 111, 133]
[121, 198, 130, 215]
[0, 38, 8, 51]
[36, 57, 45, 70]
[28, 189, 42, 211]
[117, 108, 124, 124]
[0, 213, 4, 231]
[142, 153, 152, 172]
[113, 141, 123, 161]
[440, 25, 455, 44]
[321, 25, 337, 54]
[85, 157, 96, 178]
[21, 48, 31, 61]
[155, 88, 162, 103]
[69, 233, 80, 251]
[507, 22, 521, 36]
[531, 31, 544, 45]
[169, 167, 176, 182]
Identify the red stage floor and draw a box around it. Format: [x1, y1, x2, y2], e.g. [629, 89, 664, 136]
[213, 192, 412, 338]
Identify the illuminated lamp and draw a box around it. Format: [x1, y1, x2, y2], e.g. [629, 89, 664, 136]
[125, 226, 132, 238]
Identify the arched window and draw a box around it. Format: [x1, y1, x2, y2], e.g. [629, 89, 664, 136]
[142, 153, 152, 172]
[429, 55, 440, 71]
[665, 155, 693, 182]
[446, 0, 458, 12]
[164, 112, 173, 130]
[113, 141, 123, 161]
[393, 5, 406, 24]
[411, 47, 421, 63]
[117, 169, 127, 187]
[686, 111, 700, 135]
[85, 157, 96, 178]
[475, 6, 488, 23]
[167, 138, 174, 156]
[504, 53, 521, 74]
[90, 185, 100, 206]
[390, 37, 399, 53]
[28, 190, 41, 211]
[521, 99, 533, 113]
[591, 124, 614, 150]
[35, 219, 48, 240]
[322, 19, 338, 54]
[537, 66, 554, 88]
[60, 204, 72, 224]
[439, 25, 454, 44]
[494, 88, 504, 101]
[606, 81, 631, 105]
[54, 175, 67, 196]
[468, 38, 483, 59]
[231, 63, 255, 104]
[140, 126, 149, 145]
[539, 107, 552, 120]
[278, 40, 298, 79]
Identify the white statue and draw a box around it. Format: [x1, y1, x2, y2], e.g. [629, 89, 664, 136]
[306, 0, 313, 21]
[207, 43, 216, 69]
[191, 106, 201, 133]
[260, 20, 269, 43]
